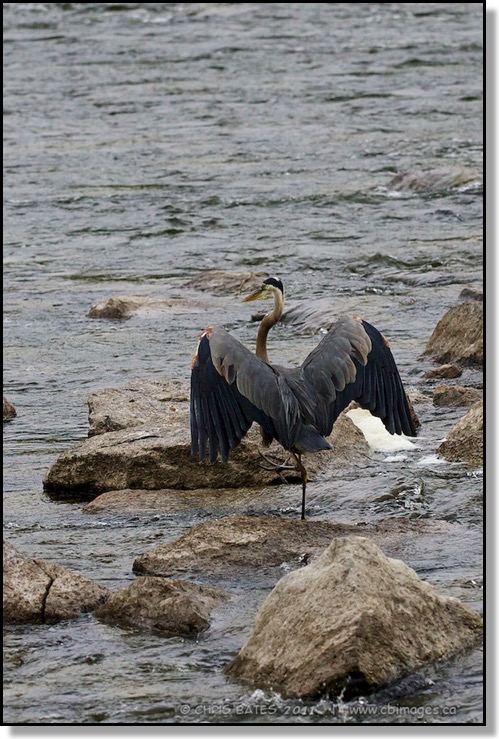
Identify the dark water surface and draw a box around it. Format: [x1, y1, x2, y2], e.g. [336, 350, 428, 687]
[4, 3, 483, 725]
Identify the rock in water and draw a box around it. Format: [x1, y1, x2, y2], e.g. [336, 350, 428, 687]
[432, 385, 482, 408]
[225, 536, 482, 699]
[95, 576, 228, 637]
[437, 401, 483, 467]
[424, 301, 483, 366]
[43, 390, 369, 501]
[87, 379, 189, 437]
[3, 540, 109, 624]
[424, 363, 462, 380]
[388, 168, 482, 194]
[183, 270, 269, 296]
[3, 395, 17, 420]
[87, 295, 210, 320]
[133, 515, 362, 582]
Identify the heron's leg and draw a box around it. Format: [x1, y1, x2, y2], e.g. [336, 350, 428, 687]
[290, 452, 308, 520]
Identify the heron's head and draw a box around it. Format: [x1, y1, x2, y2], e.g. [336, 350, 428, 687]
[242, 277, 284, 303]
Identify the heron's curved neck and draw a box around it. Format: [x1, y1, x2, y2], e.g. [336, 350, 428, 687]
[256, 290, 284, 363]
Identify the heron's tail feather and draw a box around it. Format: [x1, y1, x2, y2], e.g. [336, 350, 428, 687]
[295, 424, 332, 454]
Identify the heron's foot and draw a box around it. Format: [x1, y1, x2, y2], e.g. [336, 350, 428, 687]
[257, 451, 297, 484]
[257, 450, 294, 472]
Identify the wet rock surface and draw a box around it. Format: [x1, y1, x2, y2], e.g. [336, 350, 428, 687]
[3, 395, 17, 420]
[133, 515, 363, 581]
[225, 536, 482, 699]
[424, 301, 483, 366]
[87, 295, 213, 320]
[95, 576, 228, 637]
[132, 514, 456, 585]
[432, 384, 483, 408]
[182, 270, 269, 296]
[44, 378, 371, 502]
[437, 401, 483, 467]
[43, 426, 310, 501]
[87, 379, 189, 437]
[424, 363, 462, 380]
[83, 486, 303, 515]
[3, 541, 110, 625]
[459, 288, 483, 302]
[387, 167, 482, 194]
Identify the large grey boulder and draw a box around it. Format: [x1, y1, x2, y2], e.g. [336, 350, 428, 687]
[43, 379, 370, 501]
[225, 536, 482, 699]
[437, 401, 483, 467]
[95, 576, 228, 637]
[3, 541, 109, 624]
[424, 301, 483, 366]
[43, 425, 319, 501]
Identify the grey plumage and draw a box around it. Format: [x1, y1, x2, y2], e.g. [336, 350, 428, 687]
[190, 279, 417, 518]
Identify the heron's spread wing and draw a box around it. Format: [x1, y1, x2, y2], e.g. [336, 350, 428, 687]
[298, 315, 417, 437]
[190, 327, 304, 463]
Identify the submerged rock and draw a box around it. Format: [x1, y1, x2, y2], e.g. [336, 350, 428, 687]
[3, 541, 109, 625]
[437, 401, 483, 467]
[388, 167, 482, 194]
[424, 363, 463, 380]
[132, 514, 454, 584]
[432, 384, 482, 408]
[424, 301, 483, 366]
[83, 486, 305, 515]
[225, 536, 482, 699]
[459, 288, 483, 302]
[95, 576, 228, 637]
[87, 295, 210, 320]
[3, 395, 17, 420]
[133, 515, 361, 581]
[183, 270, 269, 296]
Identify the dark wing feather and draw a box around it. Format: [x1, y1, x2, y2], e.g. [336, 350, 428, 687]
[190, 327, 305, 463]
[297, 315, 417, 438]
[357, 320, 416, 436]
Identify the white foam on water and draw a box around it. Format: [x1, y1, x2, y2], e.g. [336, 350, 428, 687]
[346, 408, 416, 452]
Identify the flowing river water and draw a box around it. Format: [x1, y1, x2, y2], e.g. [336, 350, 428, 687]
[3, 3, 483, 725]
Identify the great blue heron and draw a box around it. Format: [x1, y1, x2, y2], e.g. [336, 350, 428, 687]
[190, 277, 417, 519]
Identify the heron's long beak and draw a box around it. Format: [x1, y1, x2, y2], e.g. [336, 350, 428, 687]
[242, 287, 265, 302]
